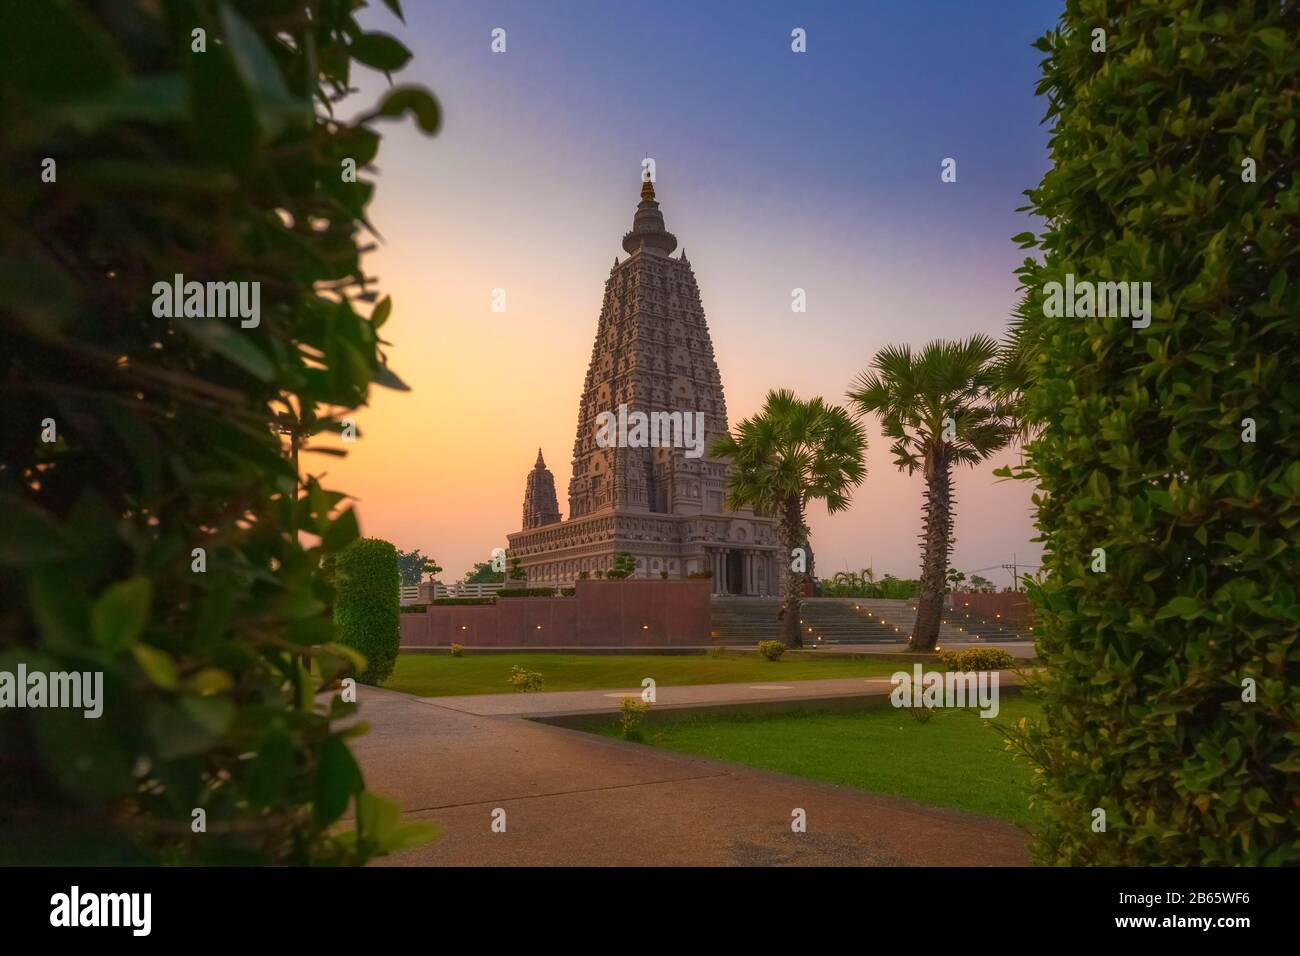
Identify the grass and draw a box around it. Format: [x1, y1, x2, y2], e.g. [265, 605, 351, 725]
[383, 651, 903, 697]
[598, 695, 1041, 828]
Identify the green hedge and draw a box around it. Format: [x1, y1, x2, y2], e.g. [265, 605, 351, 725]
[431, 597, 494, 606]
[497, 587, 559, 598]
[1005, 1, 1300, 865]
[0, 1, 437, 864]
[334, 538, 400, 685]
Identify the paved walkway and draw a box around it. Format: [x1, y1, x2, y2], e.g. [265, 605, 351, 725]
[351, 683, 1030, 866]
[425, 671, 1022, 718]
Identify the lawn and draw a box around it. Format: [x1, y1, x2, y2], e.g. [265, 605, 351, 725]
[600, 695, 1041, 828]
[383, 651, 903, 697]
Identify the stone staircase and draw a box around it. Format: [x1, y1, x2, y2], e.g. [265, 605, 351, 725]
[709, 596, 1029, 646]
[944, 598, 1033, 641]
[709, 597, 909, 646]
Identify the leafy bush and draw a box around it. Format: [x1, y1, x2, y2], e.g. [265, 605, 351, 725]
[756, 640, 786, 662]
[449, 643, 464, 658]
[334, 538, 400, 686]
[506, 666, 545, 693]
[0, 0, 437, 864]
[559, 587, 576, 597]
[937, 647, 1015, 672]
[619, 697, 651, 741]
[1002, 1, 1300, 865]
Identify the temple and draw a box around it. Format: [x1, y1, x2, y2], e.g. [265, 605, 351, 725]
[505, 175, 779, 595]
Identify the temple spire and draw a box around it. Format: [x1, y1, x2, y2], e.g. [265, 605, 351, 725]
[623, 170, 677, 255]
[535, 447, 545, 468]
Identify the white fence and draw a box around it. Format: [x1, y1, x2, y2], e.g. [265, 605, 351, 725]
[401, 581, 506, 605]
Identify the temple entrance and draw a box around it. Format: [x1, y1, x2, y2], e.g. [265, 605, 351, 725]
[726, 550, 744, 595]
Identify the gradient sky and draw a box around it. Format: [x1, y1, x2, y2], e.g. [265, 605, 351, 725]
[323, 0, 1060, 584]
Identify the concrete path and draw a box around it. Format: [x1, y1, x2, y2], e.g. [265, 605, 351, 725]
[352, 685, 1030, 867]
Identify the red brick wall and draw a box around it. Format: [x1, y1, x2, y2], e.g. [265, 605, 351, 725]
[400, 579, 712, 648]
[951, 591, 1033, 626]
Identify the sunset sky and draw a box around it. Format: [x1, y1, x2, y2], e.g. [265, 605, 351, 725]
[323, 0, 1059, 584]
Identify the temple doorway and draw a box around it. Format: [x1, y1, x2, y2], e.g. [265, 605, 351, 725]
[726, 550, 744, 595]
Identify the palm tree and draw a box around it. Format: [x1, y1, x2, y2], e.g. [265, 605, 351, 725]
[848, 336, 1015, 652]
[710, 389, 866, 648]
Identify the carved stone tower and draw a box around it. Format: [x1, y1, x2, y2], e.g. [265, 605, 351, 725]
[521, 448, 562, 529]
[507, 175, 778, 594]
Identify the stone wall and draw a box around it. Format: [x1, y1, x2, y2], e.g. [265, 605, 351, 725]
[400, 579, 712, 648]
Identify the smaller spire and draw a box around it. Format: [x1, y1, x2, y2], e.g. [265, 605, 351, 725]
[640, 176, 655, 202]
[535, 447, 545, 467]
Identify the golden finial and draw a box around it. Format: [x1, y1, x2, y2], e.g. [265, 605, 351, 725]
[640, 175, 655, 201]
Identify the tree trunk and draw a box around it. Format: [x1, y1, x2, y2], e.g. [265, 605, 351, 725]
[779, 495, 808, 648]
[912, 453, 953, 652]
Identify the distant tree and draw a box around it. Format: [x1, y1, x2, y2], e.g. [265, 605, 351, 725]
[711, 389, 866, 648]
[946, 568, 967, 593]
[397, 550, 441, 587]
[969, 574, 994, 593]
[463, 561, 505, 585]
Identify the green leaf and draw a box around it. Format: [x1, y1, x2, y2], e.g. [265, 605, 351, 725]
[323, 506, 360, 551]
[176, 316, 275, 381]
[92, 577, 153, 650]
[219, 5, 311, 134]
[183, 668, 233, 695]
[371, 295, 392, 329]
[351, 33, 413, 72]
[375, 85, 440, 133]
[1257, 28, 1288, 52]
[314, 735, 363, 827]
[0, 495, 76, 564]
[57, 75, 187, 133]
[373, 363, 410, 391]
[132, 643, 179, 689]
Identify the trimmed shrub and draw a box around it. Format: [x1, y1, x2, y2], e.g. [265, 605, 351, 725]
[507, 666, 545, 693]
[497, 587, 558, 598]
[559, 587, 576, 597]
[687, 570, 713, 580]
[431, 597, 495, 606]
[0, 2, 437, 864]
[619, 697, 651, 741]
[756, 640, 786, 662]
[399, 604, 427, 614]
[1003, 2, 1300, 865]
[449, 643, 464, 658]
[334, 538, 400, 686]
[938, 647, 1015, 672]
